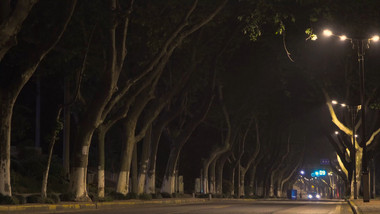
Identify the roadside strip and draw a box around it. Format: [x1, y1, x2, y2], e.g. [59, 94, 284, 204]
[0, 198, 209, 213]
[347, 200, 360, 214]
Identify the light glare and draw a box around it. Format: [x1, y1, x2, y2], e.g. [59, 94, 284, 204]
[323, 29, 333, 37]
[341, 103, 346, 107]
[335, 131, 339, 135]
[371, 35, 379, 42]
[332, 100, 338, 105]
[339, 35, 347, 41]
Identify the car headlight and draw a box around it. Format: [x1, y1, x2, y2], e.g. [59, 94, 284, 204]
[316, 194, 321, 199]
[308, 194, 313, 199]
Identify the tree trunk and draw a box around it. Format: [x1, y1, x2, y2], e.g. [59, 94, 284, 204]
[279, 160, 301, 197]
[131, 143, 138, 193]
[35, 75, 41, 149]
[371, 158, 375, 199]
[116, 127, 135, 195]
[351, 147, 362, 199]
[97, 127, 106, 198]
[161, 146, 180, 194]
[240, 166, 248, 197]
[230, 166, 235, 196]
[63, 78, 71, 180]
[209, 160, 216, 194]
[70, 129, 93, 201]
[0, 0, 39, 60]
[137, 125, 151, 194]
[0, 0, 77, 197]
[145, 124, 164, 194]
[41, 108, 63, 198]
[162, 87, 214, 194]
[248, 164, 258, 196]
[116, 86, 155, 195]
[202, 161, 209, 194]
[215, 152, 229, 195]
[0, 97, 14, 196]
[269, 171, 277, 197]
[145, 105, 184, 194]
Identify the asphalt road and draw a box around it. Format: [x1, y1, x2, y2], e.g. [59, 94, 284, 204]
[49, 200, 353, 214]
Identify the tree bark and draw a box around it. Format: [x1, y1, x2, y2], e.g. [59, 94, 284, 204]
[248, 162, 260, 196]
[70, 0, 132, 201]
[96, 126, 107, 198]
[269, 133, 291, 197]
[63, 78, 71, 180]
[137, 125, 151, 194]
[116, 83, 156, 195]
[239, 118, 260, 196]
[145, 106, 182, 193]
[41, 108, 63, 198]
[201, 90, 231, 194]
[131, 143, 138, 193]
[0, 0, 39, 60]
[162, 92, 214, 194]
[0, 96, 14, 196]
[209, 160, 217, 194]
[215, 148, 234, 195]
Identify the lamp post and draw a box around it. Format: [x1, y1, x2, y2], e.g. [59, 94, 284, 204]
[322, 30, 379, 202]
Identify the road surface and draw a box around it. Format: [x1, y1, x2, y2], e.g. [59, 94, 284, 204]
[48, 199, 353, 214]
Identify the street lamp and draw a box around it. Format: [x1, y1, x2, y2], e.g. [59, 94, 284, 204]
[322, 29, 379, 202]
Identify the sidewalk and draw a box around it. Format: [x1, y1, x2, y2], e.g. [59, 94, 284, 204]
[349, 199, 380, 214]
[0, 198, 209, 213]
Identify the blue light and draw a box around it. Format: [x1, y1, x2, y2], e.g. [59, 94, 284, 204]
[311, 170, 326, 177]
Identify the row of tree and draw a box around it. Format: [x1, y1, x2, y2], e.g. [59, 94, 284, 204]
[1, 0, 359, 202]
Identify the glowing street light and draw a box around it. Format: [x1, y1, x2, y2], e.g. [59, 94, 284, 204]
[371, 35, 380, 42]
[331, 100, 338, 105]
[335, 131, 339, 135]
[300, 170, 305, 175]
[339, 35, 347, 41]
[323, 29, 333, 37]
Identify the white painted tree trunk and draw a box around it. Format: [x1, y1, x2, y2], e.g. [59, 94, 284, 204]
[269, 172, 276, 197]
[116, 171, 129, 195]
[0, 99, 14, 196]
[209, 176, 215, 194]
[202, 178, 208, 194]
[351, 147, 363, 199]
[0, 158, 11, 196]
[71, 167, 90, 201]
[98, 169, 105, 198]
[161, 176, 175, 194]
[240, 170, 247, 197]
[269, 184, 274, 197]
[137, 171, 146, 194]
[145, 172, 155, 193]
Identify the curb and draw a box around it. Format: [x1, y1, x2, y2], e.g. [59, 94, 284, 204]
[0, 198, 209, 213]
[347, 200, 360, 214]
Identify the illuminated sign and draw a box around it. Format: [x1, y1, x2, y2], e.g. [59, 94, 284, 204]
[311, 170, 326, 177]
